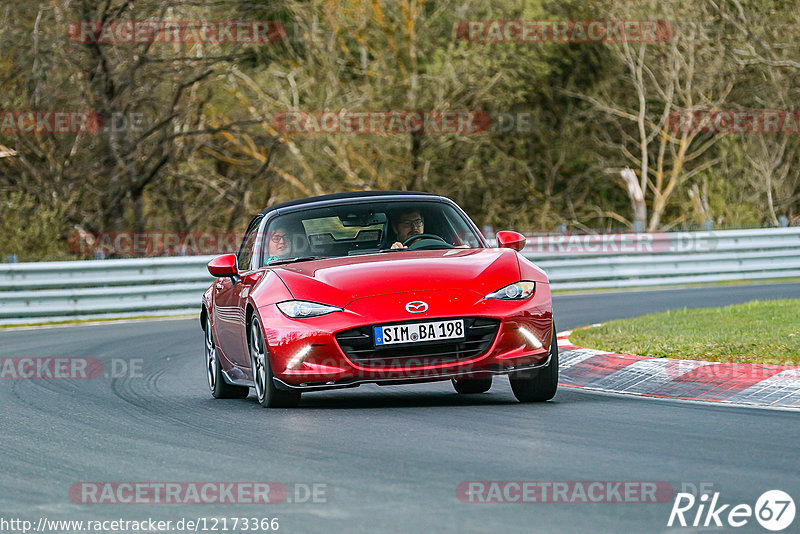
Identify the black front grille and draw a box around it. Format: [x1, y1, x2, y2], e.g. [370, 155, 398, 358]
[335, 318, 501, 368]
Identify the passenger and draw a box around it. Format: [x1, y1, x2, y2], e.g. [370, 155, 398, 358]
[266, 227, 292, 261]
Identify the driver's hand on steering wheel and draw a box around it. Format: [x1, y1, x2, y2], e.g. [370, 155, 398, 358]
[390, 241, 406, 249]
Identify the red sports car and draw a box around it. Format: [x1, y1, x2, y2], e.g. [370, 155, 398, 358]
[201, 191, 556, 407]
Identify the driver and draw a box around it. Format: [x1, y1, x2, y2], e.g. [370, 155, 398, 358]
[389, 210, 470, 250]
[266, 227, 292, 261]
[390, 210, 426, 249]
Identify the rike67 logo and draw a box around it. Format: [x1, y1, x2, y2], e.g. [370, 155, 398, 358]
[668, 490, 795, 531]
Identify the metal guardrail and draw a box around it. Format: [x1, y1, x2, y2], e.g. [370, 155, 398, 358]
[1, 228, 798, 325]
[0, 256, 216, 325]
[530, 228, 800, 289]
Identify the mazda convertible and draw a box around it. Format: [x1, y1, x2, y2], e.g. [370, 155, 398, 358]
[201, 191, 557, 407]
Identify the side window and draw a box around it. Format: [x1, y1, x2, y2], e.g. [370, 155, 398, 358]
[237, 226, 260, 272]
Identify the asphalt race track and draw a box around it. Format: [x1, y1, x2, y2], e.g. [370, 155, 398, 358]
[2, 282, 800, 533]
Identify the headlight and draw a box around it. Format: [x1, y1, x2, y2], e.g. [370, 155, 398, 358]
[484, 281, 535, 300]
[277, 300, 342, 318]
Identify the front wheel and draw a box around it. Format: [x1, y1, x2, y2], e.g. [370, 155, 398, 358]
[204, 315, 249, 399]
[250, 316, 301, 408]
[509, 326, 558, 402]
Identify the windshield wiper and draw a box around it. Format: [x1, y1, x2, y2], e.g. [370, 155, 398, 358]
[348, 248, 404, 256]
[267, 256, 327, 266]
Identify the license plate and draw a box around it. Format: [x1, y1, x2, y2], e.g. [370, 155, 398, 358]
[374, 319, 465, 346]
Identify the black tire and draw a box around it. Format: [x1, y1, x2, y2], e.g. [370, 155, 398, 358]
[451, 377, 492, 394]
[249, 316, 301, 408]
[509, 326, 558, 402]
[204, 315, 250, 399]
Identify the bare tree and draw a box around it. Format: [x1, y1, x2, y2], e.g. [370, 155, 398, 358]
[571, 2, 735, 230]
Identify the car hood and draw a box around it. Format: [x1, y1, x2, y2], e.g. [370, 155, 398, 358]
[270, 248, 536, 307]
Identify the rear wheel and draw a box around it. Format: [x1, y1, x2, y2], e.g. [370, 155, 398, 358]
[204, 315, 249, 399]
[250, 316, 301, 408]
[509, 326, 558, 403]
[451, 377, 492, 394]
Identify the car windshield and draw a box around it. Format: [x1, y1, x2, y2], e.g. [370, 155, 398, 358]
[260, 200, 484, 266]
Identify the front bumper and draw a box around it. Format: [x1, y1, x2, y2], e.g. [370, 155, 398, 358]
[257, 286, 553, 388]
[272, 353, 554, 391]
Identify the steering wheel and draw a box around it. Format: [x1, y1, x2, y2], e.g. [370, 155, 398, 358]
[402, 233, 454, 250]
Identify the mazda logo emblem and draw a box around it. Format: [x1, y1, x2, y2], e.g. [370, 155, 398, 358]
[405, 301, 428, 313]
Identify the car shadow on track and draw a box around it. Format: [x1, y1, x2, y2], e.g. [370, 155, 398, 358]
[192, 383, 573, 411]
[244, 383, 568, 409]
[295, 394, 520, 409]
[194, 392, 567, 412]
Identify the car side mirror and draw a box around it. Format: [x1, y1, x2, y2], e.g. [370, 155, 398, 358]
[208, 254, 238, 278]
[496, 231, 526, 251]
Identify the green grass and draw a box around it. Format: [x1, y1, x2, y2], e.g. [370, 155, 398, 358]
[569, 299, 800, 365]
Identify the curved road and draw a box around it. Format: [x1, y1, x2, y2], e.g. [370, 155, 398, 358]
[2, 282, 799, 533]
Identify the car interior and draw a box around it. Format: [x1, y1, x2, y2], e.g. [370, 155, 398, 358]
[263, 202, 478, 262]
